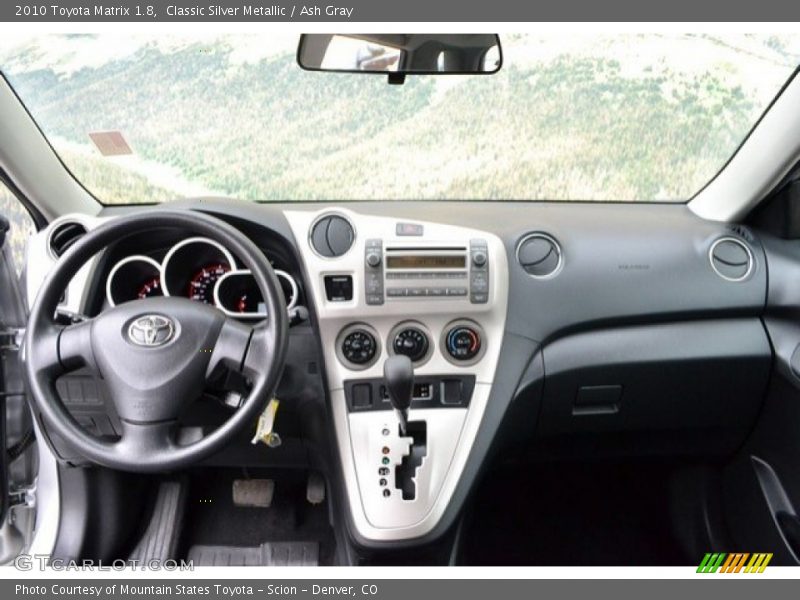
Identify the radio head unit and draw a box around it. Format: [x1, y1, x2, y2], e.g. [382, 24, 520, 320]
[365, 241, 489, 305]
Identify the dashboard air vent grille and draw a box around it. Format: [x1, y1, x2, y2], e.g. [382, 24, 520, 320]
[709, 237, 753, 282]
[49, 221, 87, 258]
[517, 233, 562, 278]
[310, 215, 355, 258]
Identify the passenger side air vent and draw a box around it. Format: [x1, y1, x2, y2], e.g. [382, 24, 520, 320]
[310, 214, 355, 258]
[709, 237, 753, 282]
[48, 221, 87, 258]
[517, 233, 562, 278]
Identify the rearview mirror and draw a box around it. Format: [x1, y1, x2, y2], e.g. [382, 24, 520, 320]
[297, 34, 502, 81]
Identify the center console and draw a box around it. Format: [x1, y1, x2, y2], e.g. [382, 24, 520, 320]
[284, 208, 508, 542]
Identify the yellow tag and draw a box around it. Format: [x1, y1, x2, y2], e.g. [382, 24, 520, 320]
[251, 398, 281, 447]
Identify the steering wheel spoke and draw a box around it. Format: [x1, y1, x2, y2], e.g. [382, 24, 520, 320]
[205, 317, 254, 379]
[207, 319, 278, 384]
[241, 322, 276, 380]
[115, 419, 178, 456]
[31, 320, 96, 378]
[57, 319, 98, 373]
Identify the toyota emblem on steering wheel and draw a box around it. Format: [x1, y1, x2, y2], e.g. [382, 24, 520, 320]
[127, 315, 175, 347]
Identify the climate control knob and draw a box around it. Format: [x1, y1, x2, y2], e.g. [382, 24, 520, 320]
[393, 327, 429, 363]
[445, 325, 482, 361]
[341, 329, 378, 365]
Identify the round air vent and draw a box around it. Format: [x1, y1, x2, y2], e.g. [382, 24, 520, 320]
[48, 220, 87, 258]
[517, 233, 562, 278]
[709, 237, 753, 281]
[310, 214, 355, 258]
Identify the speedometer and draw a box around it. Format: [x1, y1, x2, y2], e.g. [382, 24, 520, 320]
[187, 263, 230, 304]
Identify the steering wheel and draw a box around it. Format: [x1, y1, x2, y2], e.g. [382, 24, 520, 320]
[24, 210, 289, 473]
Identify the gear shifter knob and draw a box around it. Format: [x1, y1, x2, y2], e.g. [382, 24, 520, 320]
[383, 355, 413, 435]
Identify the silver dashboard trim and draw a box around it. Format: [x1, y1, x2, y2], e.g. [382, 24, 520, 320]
[284, 206, 508, 541]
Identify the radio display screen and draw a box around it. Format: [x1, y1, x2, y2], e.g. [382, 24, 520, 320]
[386, 255, 466, 269]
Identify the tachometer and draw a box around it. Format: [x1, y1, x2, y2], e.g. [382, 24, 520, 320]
[187, 263, 230, 304]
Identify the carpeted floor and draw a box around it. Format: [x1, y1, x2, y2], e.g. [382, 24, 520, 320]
[179, 467, 336, 565]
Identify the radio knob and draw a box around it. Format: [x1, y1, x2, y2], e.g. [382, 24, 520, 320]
[472, 251, 487, 267]
[366, 252, 382, 268]
[393, 327, 429, 362]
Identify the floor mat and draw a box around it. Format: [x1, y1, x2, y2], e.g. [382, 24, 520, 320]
[460, 461, 690, 566]
[187, 541, 319, 566]
[179, 468, 336, 565]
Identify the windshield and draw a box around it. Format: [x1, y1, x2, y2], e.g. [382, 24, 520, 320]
[1, 33, 798, 204]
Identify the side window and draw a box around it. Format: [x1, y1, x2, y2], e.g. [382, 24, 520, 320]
[0, 182, 36, 277]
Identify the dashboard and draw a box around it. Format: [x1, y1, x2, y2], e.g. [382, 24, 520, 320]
[24, 199, 775, 550]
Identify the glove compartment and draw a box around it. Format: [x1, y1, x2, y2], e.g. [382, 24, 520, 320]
[535, 319, 771, 457]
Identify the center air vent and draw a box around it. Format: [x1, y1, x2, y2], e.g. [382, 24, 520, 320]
[48, 221, 87, 258]
[310, 214, 355, 258]
[517, 233, 562, 278]
[709, 237, 753, 282]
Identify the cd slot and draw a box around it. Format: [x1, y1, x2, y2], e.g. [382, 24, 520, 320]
[386, 271, 467, 280]
[385, 246, 466, 252]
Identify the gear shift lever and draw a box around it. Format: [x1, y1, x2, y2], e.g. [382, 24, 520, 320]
[383, 355, 413, 435]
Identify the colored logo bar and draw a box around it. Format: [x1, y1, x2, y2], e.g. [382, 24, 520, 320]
[697, 553, 773, 573]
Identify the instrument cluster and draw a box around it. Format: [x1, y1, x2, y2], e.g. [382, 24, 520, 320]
[105, 237, 299, 318]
